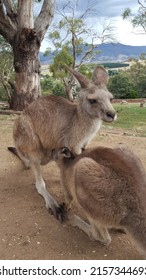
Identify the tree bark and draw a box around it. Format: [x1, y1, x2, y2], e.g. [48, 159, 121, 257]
[0, 0, 56, 110]
[63, 77, 74, 101]
[11, 28, 41, 110]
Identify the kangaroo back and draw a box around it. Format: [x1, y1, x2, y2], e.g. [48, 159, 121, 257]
[77, 146, 146, 186]
[55, 146, 146, 257]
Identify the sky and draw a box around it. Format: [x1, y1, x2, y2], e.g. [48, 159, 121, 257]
[40, 0, 146, 52]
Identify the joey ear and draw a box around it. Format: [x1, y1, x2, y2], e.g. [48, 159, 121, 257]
[92, 66, 108, 86]
[60, 147, 72, 158]
[51, 148, 72, 160]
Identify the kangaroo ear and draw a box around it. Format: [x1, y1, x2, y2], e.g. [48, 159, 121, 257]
[51, 147, 72, 160]
[92, 66, 108, 86]
[64, 64, 92, 88]
[60, 147, 72, 158]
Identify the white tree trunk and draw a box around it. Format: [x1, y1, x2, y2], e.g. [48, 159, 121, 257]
[18, 0, 34, 29]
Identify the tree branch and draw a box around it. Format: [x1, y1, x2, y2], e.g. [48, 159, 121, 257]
[78, 46, 95, 68]
[79, 0, 97, 19]
[63, 77, 74, 101]
[0, 21, 15, 44]
[3, 0, 16, 17]
[138, 0, 146, 9]
[0, 0, 17, 44]
[34, 0, 56, 42]
[17, 0, 34, 29]
[0, 0, 17, 28]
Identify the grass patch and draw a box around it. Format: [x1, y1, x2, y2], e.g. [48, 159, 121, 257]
[104, 103, 146, 135]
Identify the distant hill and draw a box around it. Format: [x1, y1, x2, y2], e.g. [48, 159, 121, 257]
[39, 43, 146, 64]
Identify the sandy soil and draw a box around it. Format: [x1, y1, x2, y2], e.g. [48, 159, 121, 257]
[0, 115, 146, 260]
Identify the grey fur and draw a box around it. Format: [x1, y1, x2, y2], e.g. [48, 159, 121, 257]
[10, 66, 116, 217]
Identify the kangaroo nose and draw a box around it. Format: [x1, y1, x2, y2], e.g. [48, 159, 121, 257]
[106, 111, 116, 120]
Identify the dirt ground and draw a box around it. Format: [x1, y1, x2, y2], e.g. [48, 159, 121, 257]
[0, 115, 146, 260]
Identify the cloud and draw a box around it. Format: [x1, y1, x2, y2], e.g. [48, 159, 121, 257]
[40, 0, 146, 51]
[56, 0, 139, 18]
[96, 0, 139, 17]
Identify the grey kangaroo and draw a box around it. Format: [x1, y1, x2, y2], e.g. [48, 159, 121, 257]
[52, 146, 146, 258]
[8, 65, 116, 220]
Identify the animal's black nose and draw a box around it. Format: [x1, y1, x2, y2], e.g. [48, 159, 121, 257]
[106, 111, 115, 119]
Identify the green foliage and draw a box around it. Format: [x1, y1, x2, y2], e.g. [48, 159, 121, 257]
[40, 75, 54, 92]
[108, 72, 138, 99]
[122, 4, 146, 33]
[108, 60, 146, 99]
[108, 69, 119, 76]
[136, 74, 146, 98]
[44, 47, 52, 57]
[48, 17, 88, 54]
[41, 75, 66, 98]
[140, 53, 146, 60]
[52, 81, 66, 98]
[41, 59, 146, 100]
[122, 8, 131, 19]
[48, 11, 98, 67]
[79, 64, 92, 79]
[51, 47, 73, 75]
[0, 36, 14, 102]
[46, 1, 116, 99]
[127, 61, 146, 98]
[101, 62, 129, 68]
[48, 46, 73, 99]
[0, 86, 6, 101]
[0, 35, 12, 52]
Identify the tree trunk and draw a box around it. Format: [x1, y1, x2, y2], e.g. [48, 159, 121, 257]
[0, 0, 56, 111]
[63, 77, 74, 102]
[10, 28, 41, 110]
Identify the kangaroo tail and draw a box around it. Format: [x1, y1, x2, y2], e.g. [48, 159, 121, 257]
[8, 147, 20, 159]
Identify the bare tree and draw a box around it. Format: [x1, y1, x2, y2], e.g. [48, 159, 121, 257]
[48, 0, 116, 100]
[51, 0, 116, 68]
[0, 0, 56, 110]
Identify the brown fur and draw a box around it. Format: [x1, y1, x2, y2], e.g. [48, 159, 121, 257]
[54, 146, 146, 258]
[9, 66, 116, 217]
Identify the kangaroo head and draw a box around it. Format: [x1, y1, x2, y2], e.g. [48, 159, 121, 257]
[51, 147, 74, 161]
[65, 65, 117, 122]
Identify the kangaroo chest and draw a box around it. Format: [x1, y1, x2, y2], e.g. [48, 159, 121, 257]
[78, 119, 102, 147]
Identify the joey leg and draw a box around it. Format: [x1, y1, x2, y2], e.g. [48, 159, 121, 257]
[67, 213, 111, 245]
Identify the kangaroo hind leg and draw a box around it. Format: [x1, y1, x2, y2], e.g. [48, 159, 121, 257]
[31, 161, 64, 222]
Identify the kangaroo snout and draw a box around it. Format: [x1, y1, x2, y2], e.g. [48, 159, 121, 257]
[106, 110, 116, 121]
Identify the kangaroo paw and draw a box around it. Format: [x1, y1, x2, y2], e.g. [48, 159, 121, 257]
[49, 202, 67, 223]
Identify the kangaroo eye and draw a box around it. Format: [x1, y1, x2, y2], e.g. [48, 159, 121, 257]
[89, 99, 97, 104]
